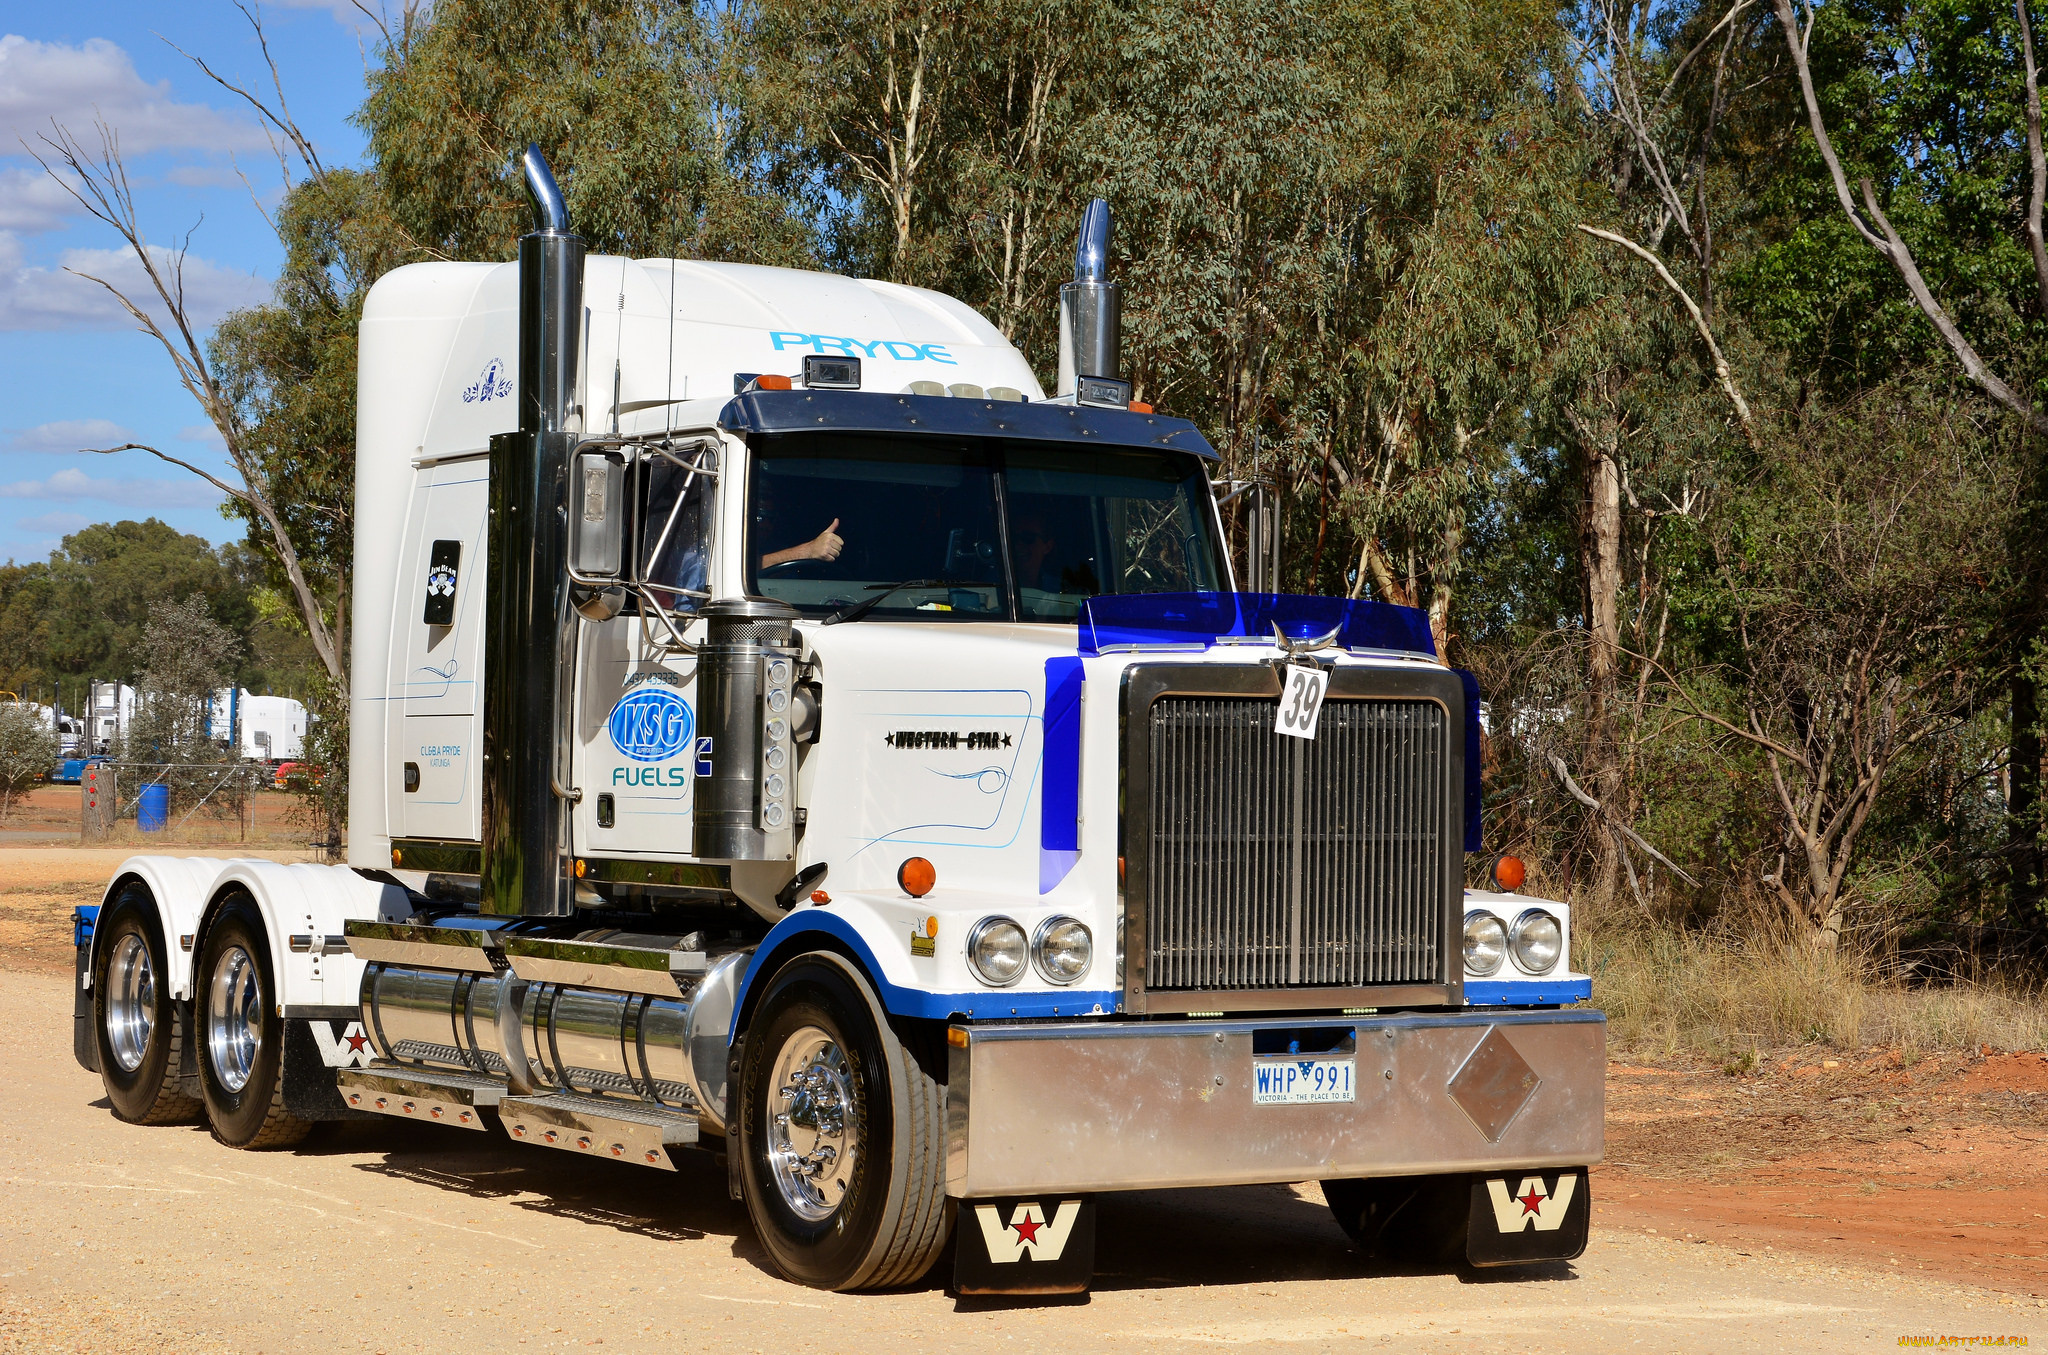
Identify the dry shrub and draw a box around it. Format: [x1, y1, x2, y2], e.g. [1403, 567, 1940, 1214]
[1575, 918, 2048, 1060]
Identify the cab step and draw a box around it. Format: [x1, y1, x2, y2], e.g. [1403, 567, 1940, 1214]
[337, 1062, 505, 1131]
[499, 1092, 699, 1171]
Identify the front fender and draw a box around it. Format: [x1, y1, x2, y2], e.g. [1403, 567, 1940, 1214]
[729, 893, 1119, 1042]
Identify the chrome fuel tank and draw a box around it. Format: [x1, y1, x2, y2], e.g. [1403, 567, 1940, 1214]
[359, 949, 748, 1130]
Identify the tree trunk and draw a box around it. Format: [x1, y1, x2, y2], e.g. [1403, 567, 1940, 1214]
[2012, 669, 2044, 930]
[1576, 413, 1626, 903]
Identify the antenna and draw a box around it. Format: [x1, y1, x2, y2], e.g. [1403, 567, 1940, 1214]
[610, 262, 626, 436]
[664, 251, 678, 441]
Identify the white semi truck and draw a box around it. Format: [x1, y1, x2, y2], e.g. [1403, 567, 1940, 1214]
[70, 148, 1602, 1294]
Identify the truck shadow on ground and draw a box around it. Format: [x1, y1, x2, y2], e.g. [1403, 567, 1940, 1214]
[313, 1119, 1578, 1299]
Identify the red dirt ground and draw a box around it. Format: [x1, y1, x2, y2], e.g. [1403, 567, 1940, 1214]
[1599, 1050, 2048, 1297]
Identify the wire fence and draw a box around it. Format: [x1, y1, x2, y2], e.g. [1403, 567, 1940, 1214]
[79, 762, 274, 842]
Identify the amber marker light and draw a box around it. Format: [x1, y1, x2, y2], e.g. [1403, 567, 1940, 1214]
[924, 915, 939, 939]
[390, 847, 403, 867]
[574, 858, 587, 879]
[898, 857, 936, 897]
[1128, 401, 1154, 413]
[1493, 855, 1526, 892]
[754, 373, 793, 390]
[810, 890, 832, 906]
[947, 1026, 969, 1048]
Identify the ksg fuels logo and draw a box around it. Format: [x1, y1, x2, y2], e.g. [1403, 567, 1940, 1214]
[609, 685, 694, 763]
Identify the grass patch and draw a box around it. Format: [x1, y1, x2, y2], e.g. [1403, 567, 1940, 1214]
[1577, 926, 2048, 1059]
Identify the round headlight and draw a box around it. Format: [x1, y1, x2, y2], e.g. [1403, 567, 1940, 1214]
[1510, 908, 1562, 974]
[1463, 909, 1507, 976]
[1032, 917, 1092, 985]
[966, 917, 1028, 987]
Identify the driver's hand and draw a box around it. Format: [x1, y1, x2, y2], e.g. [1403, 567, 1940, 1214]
[805, 519, 843, 562]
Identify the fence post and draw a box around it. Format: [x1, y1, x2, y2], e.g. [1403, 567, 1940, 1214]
[80, 764, 116, 841]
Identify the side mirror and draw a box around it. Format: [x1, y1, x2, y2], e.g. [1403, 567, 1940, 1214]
[571, 450, 624, 578]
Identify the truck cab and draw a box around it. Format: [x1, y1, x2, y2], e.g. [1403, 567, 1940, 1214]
[75, 148, 1601, 1296]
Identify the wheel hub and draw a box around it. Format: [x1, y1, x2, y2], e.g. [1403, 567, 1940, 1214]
[765, 1025, 860, 1222]
[104, 932, 155, 1073]
[206, 944, 262, 1094]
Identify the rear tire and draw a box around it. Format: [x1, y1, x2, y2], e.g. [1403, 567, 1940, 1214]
[1324, 1175, 1469, 1266]
[195, 895, 309, 1150]
[737, 955, 950, 1291]
[92, 886, 201, 1125]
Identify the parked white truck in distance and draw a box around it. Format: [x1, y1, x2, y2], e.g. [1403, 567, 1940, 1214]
[70, 146, 1601, 1296]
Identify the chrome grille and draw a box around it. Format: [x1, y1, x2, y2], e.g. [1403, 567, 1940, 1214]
[1144, 696, 1449, 991]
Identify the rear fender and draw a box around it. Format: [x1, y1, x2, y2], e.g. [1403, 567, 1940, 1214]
[193, 861, 412, 1015]
[88, 856, 232, 1002]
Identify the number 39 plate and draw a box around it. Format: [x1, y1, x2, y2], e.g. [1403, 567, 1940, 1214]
[1275, 663, 1328, 740]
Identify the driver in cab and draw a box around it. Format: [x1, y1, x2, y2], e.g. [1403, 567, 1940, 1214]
[761, 518, 843, 569]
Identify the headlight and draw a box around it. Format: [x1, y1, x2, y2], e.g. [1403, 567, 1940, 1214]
[1463, 909, 1506, 976]
[1032, 917, 1092, 985]
[1509, 908, 1562, 974]
[966, 916, 1028, 987]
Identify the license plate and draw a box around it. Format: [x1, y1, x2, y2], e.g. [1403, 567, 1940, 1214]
[1252, 1056, 1356, 1105]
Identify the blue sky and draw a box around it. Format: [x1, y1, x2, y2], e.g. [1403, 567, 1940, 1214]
[1, 0, 376, 565]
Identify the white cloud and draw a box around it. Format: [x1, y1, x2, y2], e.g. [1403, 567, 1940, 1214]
[0, 35, 270, 155]
[0, 466, 224, 511]
[267, 0, 414, 30]
[177, 423, 226, 449]
[6, 418, 134, 451]
[0, 229, 270, 332]
[13, 509, 91, 536]
[0, 166, 83, 233]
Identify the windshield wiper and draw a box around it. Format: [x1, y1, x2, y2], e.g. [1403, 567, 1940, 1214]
[821, 579, 975, 625]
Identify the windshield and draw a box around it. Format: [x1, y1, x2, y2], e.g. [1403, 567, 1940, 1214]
[747, 433, 1224, 621]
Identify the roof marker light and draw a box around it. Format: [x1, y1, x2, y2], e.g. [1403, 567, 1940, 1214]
[804, 354, 861, 389]
[898, 857, 936, 898]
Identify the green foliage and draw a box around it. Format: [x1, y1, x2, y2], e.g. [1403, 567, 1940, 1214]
[126, 595, 244, 765]
[1729, 0, 2048, 398]
[0, 520, 308, 703]
[361, 0, 815, 262]
[0, 703, 59, 821]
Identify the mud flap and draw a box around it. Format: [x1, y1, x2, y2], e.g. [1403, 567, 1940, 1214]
[1465, 1167, 1590, 1267]
[283, 1020, 376, 1121]
[72, 934, 99, 1074]
[951, 1196, 1095, 1295]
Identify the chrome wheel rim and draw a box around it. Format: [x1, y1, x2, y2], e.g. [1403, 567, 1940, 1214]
[206, 944, 262, 1094]
[104, 932, 155, 1073]
[765, 1025, 860, 1222]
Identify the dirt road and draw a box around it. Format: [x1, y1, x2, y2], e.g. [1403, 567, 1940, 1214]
[2, 970, 2039, 1353]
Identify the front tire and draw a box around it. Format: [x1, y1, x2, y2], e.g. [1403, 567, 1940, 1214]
[195, 895, 308, 1150]
[92, 885, 201, 1125]
[737, 955, 950, 1291]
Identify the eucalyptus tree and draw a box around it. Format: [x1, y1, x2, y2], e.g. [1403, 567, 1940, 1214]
[362, 0, 814, 262]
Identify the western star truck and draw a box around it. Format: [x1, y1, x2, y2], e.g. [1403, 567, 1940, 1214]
[69, 147, 1602, 1295]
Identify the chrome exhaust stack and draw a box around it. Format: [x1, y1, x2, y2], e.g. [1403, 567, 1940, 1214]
[1057, 198, 1130, 408]
[482, 144, 586, 918]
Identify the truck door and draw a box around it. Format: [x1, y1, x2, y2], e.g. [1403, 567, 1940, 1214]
[573, 448, 714, 856]
[390, 456, 489, 841]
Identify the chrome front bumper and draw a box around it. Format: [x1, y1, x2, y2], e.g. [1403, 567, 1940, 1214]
[945, 1008, 1604, 1196]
